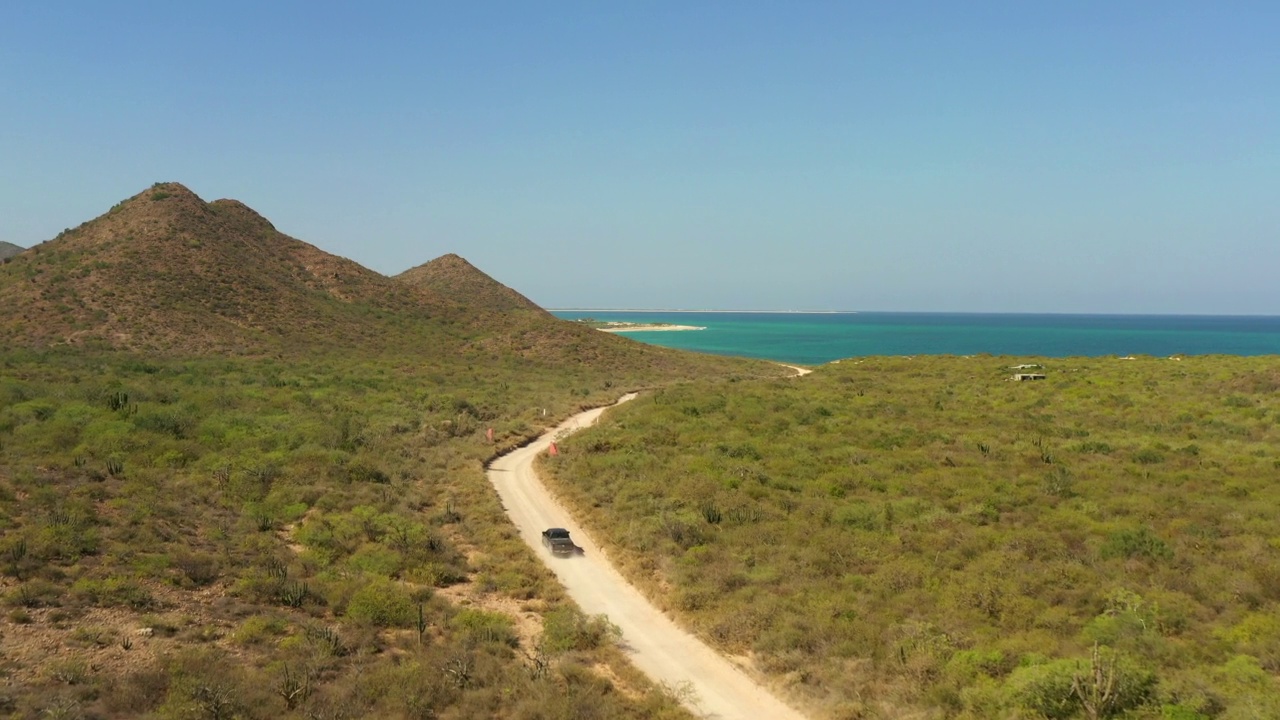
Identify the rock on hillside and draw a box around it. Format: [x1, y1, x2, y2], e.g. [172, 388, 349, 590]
[0, 241, 23, 260]
[396, 254, 549, 316]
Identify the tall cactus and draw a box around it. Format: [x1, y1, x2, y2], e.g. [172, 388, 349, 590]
[107, 390, 129, 412]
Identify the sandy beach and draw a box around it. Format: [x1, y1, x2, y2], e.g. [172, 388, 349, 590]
[598, 323, 706, 333]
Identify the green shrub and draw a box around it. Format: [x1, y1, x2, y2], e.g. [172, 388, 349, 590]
[5, 576, 62, 604]
[450, 608, 517, 647]
[1133, 448, 1165, 465]
[345, 461, 390, 484]
[173, 551, 221, 586]
[1101, 527, 1172, 561]
[346, 577, 414, 627]
[1161, 705, 1211, 720]
[1007, 646, 1156, 720]
[71, 576, 155, 610]
[542, 607, 619, 653]
[346, 544, 403, 577]
[232, 615, 289, 646]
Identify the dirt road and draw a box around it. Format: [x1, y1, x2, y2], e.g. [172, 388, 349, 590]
[487, 395, 808, 720]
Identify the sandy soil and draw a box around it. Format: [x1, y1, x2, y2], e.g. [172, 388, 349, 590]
[487, 396, 807, 720]
[598, 324, 706, 332]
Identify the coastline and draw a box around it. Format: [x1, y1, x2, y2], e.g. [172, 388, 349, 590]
[555, 311, 1280, 364]
[598, 324, 706, 333]
[556, 308, 852, 314]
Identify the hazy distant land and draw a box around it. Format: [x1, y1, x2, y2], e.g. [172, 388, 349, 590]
[0, 240, 24, 259]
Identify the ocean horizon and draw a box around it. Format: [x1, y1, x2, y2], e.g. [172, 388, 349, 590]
[552, 310, 1280, 365]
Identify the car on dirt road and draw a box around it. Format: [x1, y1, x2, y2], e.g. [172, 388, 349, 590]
[541, 527, 585, 557]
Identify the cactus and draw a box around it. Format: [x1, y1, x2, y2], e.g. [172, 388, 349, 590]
[5, 538, 27, 578]
[212, 465, 231, 488]
[278, 581, 309, 608]
[306, 625, 346, 656]
[276, 664, 311, 710]
[265, 557, 288, 581]
[107, 390, 129, 411]
[106, 458, 124, 476]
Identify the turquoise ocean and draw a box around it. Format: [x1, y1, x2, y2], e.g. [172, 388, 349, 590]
[552, 311, 1280, 365]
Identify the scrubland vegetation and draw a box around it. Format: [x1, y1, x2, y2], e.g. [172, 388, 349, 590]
[0, 181, 799, 718]
[0, 348, 767, 719]
[545, 355, 1280, 719]
[8, 184, 1278, 719]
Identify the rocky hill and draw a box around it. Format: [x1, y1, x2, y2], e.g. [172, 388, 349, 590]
[0, 183, 658, 366]
[0, 240, 23, 260]
[0, 183, 466, 353]
[397, 253, 548, 316]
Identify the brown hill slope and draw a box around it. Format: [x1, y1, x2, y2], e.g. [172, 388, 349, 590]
[397, 253, 548, 316]
[0, 241, 22, 260]
[0, 183, 480, 353]
[0, 183, 764, 378]
[393, 251, 672, 365]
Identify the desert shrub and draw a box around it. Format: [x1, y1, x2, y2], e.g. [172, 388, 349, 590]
[70, 576, 155, 610]
[232, 615, 290, 646]
[154, 649, 272, 720]
[5, 578, 63, 608]
[1207, 655, 1280, 718]
[450, 608, 517, 647]
[345, 544, 403, 577]
[541, 607, 620, 653]
[345, 577, 414, 627]
[344, 461, 390, 484]
[1217, 613, 1280, 671]
[1133, 448, 1165, 465]
[103, 665, 170, 715]
[134, 408, 196, 439]
[1007, 648, 1155, 720]
[174, 550, 221, 586]
[1101, 526, 1172, 562]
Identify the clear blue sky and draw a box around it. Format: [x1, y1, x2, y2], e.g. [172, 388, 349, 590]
[3, 2, 1277, 314]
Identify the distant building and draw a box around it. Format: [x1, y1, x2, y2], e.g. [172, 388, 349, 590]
[1013, 373, 1046, 381]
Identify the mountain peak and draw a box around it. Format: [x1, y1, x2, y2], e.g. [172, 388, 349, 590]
[126, 181, 206, 210]
[0, 183, 443, 352]
[0, 241, 23, 260]
[0, 184, 604, 358]
[148, 181, 198, 196]
[395, 254, 547, 315]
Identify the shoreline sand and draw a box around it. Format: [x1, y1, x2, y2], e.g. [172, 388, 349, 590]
[598, 324, 706, 333]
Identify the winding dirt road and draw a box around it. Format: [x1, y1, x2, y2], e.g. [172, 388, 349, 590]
[487, 395, 807, 720]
